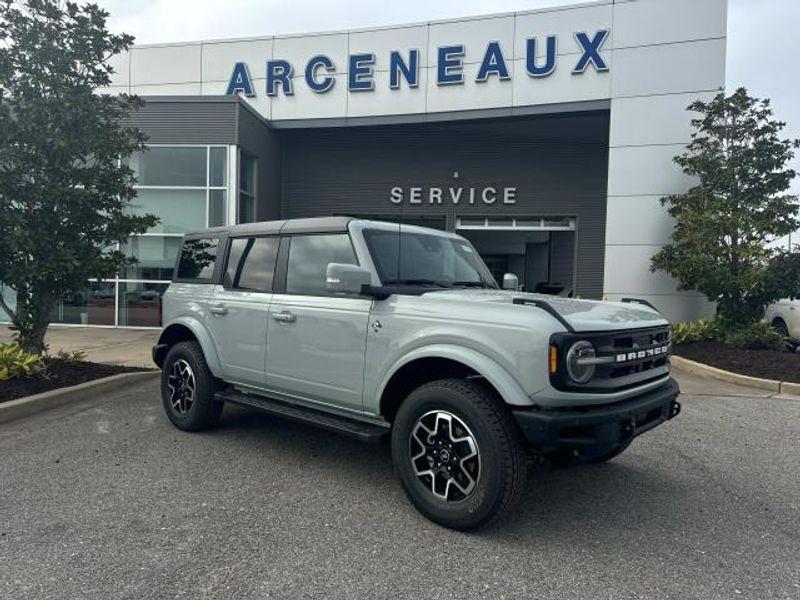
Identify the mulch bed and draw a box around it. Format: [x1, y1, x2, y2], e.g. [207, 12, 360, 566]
[0, 359, 152, 403]
[675, 341, 800, 383]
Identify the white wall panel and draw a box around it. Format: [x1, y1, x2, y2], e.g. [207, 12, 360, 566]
[603, 244, 681, 296]
[611, 38, 725, 98]
[428, 15, 515, 66]
[613, 0, 727, 48]
[425, 62, 512, 114]
[273, 33, 349, 74]
[511, 57, 611, 108]
[107, 50, 130, 88]
[131, 44, 201, 86]
[269, 74, 348, 120]
[130, 82, 202, 96]
[514, 4, 613, 58]
[609, 91, 715, 147]
[604, 292, 714, 323]
[349, 25, 429, 69]
[608, 144, 696, 197]
[202, 38, 273, 83]
[347, 69, 427, 117]
[605, 196, 674, 246]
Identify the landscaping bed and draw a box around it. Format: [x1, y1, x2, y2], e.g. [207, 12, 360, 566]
[0, 359, 152, 403]
[675, 341, 800, 383]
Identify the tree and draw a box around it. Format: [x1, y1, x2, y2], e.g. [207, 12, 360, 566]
[0, 0, 156, 354]
[651, 87, 800, 328]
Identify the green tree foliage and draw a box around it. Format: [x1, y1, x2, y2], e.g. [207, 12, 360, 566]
[0, 0, 156, 354]
[651, 87, 800, 328]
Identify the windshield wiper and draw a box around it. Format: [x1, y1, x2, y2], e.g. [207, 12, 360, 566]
[382, 278, 447, 287]
[450, 280, 496, 289]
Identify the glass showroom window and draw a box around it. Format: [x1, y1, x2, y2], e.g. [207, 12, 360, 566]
[239, 152, 257, 224]
[42, 145, 230, 328]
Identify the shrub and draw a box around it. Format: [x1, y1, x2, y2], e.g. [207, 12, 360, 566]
[723, 321, 786, 351]
[54, 349, 88, 363]
[673, 319, 786, 351]
[672, 319, 718, 344]
[0, 341, 45, 381]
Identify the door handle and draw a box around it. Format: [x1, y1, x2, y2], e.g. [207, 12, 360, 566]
[209, 303, 228, 316]
[272, 310, 296, 323]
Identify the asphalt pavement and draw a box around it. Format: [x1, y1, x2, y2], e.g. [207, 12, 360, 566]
[1, 372, 798, 599]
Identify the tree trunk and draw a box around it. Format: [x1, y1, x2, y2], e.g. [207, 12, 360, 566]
[18, 319, 49, 356]
[14, 289, 53, 356]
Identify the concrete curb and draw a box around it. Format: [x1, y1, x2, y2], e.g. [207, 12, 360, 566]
[0, 370, 158, 424]
[671, 355, 798, 395]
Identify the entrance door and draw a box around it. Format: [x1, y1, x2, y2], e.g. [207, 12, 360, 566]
[265, 233, 371, 412]
[206, 236, 279, 386]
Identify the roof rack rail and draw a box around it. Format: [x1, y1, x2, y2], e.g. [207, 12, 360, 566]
[512, 297, 574, 333]
[620, 297, 659, 311]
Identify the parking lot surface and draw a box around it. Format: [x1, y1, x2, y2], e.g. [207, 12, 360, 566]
[1, 374, 798, 599]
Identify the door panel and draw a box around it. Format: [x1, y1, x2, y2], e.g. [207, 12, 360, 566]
[267, 294, 372, 410]
[204, 235, 279, 386]
[266, 295, 371, 412]
[206, 287, 271, 385]
[265, 232, 370, 412]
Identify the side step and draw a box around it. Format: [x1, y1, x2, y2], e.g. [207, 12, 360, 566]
[215, 389, 389, 443]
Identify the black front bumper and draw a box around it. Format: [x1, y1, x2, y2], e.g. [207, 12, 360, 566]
[512, 378, 680, 455]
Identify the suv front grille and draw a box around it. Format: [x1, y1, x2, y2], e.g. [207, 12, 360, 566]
[550, 326, 672, 392]
[596, 327, 671, 385]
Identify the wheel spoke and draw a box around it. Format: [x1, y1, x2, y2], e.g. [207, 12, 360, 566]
[408, 409, 480, 502]
[168, 359, 195, 415]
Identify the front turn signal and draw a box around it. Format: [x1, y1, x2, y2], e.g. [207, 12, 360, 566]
[549, 345, 558, 374]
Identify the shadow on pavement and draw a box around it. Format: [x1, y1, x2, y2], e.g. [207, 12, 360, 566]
[209, 403, 695, 541]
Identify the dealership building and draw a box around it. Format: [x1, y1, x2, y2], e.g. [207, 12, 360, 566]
[0, 0, 728, 328]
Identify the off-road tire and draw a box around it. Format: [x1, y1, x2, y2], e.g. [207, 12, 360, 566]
[391, 378, 527, 531]
[161, 341, 223, 432]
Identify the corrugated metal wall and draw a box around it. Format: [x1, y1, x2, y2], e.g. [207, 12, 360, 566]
[237, 105, 282, 222]
[126, 98, 238, 144]
[279, 112, 610, 298]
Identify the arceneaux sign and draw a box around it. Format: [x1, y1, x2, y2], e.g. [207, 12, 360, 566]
[226, 30, 609, 98]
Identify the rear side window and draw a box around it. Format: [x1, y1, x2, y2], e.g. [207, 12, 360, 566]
[176, 238, 219, 281]
[285, 234, 357, 295]
[224, 237, 279, 292]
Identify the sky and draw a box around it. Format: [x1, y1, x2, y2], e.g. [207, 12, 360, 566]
[97, 0, 800, 245]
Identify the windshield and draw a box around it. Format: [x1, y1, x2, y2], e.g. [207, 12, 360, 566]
[363, 227, 497, 289]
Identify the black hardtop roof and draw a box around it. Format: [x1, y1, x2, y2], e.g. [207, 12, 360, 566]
[186, 216, 354, 238]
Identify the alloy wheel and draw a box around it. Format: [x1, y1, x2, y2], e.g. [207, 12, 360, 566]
[167, 359, 196, 415]
[409, 410, 481, 502]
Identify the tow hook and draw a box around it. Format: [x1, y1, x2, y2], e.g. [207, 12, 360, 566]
[669, 401, 681, 419]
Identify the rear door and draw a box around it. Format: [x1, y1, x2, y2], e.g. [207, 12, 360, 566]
[265, 233, 371, 412]
[206, 236, 279, 386]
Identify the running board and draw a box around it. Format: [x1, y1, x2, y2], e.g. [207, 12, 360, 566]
[215, 389, 389, 443]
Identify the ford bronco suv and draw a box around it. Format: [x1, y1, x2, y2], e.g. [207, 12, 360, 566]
[153, 217, 680, 530]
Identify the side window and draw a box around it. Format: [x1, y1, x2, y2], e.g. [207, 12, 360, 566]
[224, 237, 279, 292]
[285, 234, 357, 295]
[176, 238, 219, 281]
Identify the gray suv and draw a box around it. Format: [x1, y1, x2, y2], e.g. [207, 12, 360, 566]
[153, 217, 680, 530]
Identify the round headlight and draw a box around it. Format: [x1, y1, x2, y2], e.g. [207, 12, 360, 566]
[566, 340, 596, 384]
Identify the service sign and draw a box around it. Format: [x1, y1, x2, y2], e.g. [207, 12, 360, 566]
[225, 30, 610, 98]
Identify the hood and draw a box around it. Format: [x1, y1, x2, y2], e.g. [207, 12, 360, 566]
[422, 289, 669, 332]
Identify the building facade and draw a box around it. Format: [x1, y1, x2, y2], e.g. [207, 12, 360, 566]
[0, 0, 729, 328]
